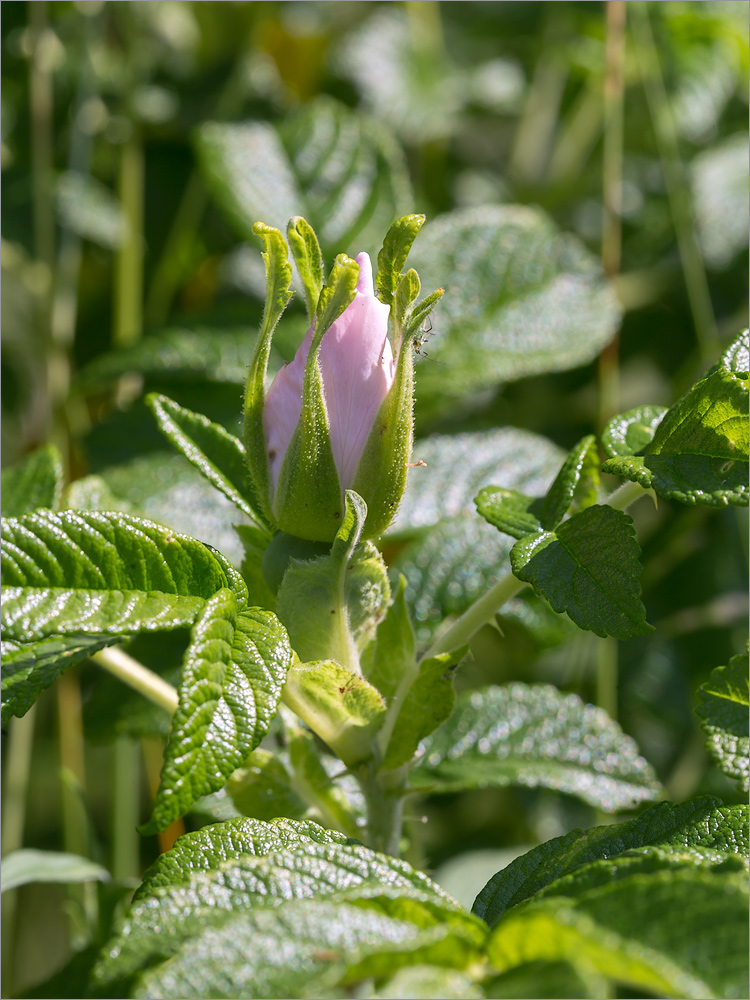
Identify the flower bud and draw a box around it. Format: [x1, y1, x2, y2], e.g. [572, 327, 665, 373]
[245, 216, 441, 543]
[264, 252, 394, 503]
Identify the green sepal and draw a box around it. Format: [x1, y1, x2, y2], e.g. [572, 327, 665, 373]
[287, 216, 324, 321]
[376, 214, 426, 306]
[282, 659, 386, 767]
[275, 492, 391, 674]
[402, 287, 445, 343]
[394, 268, 421, 331]
[273, 253, 360, 541]
[351, 325, 415, 540]
[243, 223, 294, 525]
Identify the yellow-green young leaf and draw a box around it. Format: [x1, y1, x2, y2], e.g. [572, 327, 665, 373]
[485, 863, 749, 1000]
[143, 591, 292, 834]
[1, 444, 64, 517]
[602, 329, 749, 507]
[282, 660, 385, 768]
[1, 510, 245, 723]
[411, 683, 660, 812]
[601, 405, 668, 458]
[696, 651, 749, 792]
[226, 749, 307, 823]
[510, 505, 652, 640]
[474, 796, 748, 926]
[147, 393, 268, 531]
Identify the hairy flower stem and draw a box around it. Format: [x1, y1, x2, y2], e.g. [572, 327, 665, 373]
[359, 763, 408, 857]
[94, 647, 179, 715]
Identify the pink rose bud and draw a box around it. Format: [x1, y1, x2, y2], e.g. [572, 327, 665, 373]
[264, 252, 395, 496]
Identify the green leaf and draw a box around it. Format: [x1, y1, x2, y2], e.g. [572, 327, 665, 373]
[601, 405, 668, 458]
[286, 216, 324, 319]
[693, 133, 750, 270]
[135, 815, 352, 902]
[94, 826, 461, 992]
[696, 651, 749, 792]
[143, 591, 292, 833]
[1, 510, 244, 722]
[485, 862, 749, 1000]
[382, 646, 465, 772]
[131, 896, 478, 1000]
[411, 683, 661, 812]
[2, 635, 114, 722]
[475, 487, 544, 540]
[1, 444, 64, 516]
[363, 575, 417, 702]
[196, 98, 412, 259]
[540, 435, 599, 527]
[721, 327, 750, 374]
[282, 660, 386, 768]
[78, 327, 262, 387]
[602, 331, 749, 507]
[1, 849, 110, 892]
[56, 170, 125, 249]
[147, 393, 267, 529]
[276, 492, 391, 669]
[474, 796, 748, 925]
[376, 214, 426, 305]
[226, 749, 307, 822]
[484, 960, 608, 1000]
[510, 505, 653, 640]
[407, 206, 620, 405]
[368, 964, 483, 999]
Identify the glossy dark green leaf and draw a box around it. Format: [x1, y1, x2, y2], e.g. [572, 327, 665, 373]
[147, 393, 267, 529]
[143, 591, 292, 833]
[196, 98, 411, 260]
[485, 861, 748, 1000]
[411, 683, 661, 812]
[601, 405, 668, 459]
[696, 651, 749, 792]
[475, 487, 544, 540]
[1, 444, 64, 517]
[539, 435, 598, 527]
[474, 796, 748, 925]
[1, 510, 244, 722]
[510, 505, 652, 640]
[603, 331, 749, 507]
[407, 206, 620, 403]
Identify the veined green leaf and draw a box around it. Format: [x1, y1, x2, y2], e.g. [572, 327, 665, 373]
[603, 330, 749, 507]
[135, 816, 352, 902]
[485, 862, 748, 1000]
[147, 393, 267, 529]
[1, 849, 110, 893]
[94, 831, 460, 992]
[143, 591, 292, 833]
[226, 749, 307, 823]
[510, 505, 652, 640]
[696, 651, 749, 792]
[407, 206, 620, 406]
[1, 510, 245, 722]
[474, 796, 748, 925]
[601, 405, 668, 459]
[411, 683, 660, 812]
[1, 444, 64, 517]
[196, 98, 411, 260]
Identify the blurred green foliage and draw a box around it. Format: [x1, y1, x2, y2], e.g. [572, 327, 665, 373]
[1, 1, 747, 995]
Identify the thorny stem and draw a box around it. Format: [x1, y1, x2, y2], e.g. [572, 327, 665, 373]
[94, 647, 179, 715]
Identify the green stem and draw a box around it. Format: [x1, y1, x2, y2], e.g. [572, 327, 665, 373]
[631, 3, 718, 363]
[421, 572, 526, 661]
[94, 647, 179, 715]
[1, 707, 37, 993]
[114, 128, 144, 349]
[111, 738, 141, 881]
[358, 763, 408, 857]
[605, 478, 652, 511]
